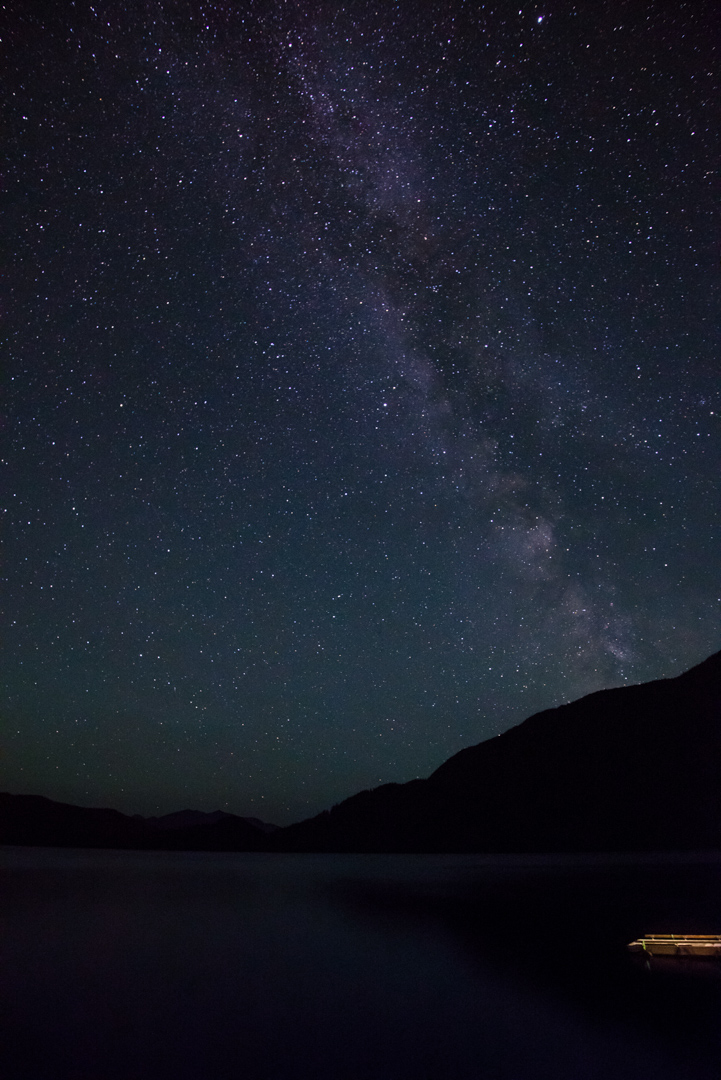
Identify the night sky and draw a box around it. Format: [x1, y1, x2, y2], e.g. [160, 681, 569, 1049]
[4, 1, 718, 825]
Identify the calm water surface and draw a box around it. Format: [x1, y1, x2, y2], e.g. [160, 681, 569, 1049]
[2, 848, 721, 1079]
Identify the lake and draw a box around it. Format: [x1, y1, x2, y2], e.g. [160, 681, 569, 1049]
[2, 847, 721, 1078]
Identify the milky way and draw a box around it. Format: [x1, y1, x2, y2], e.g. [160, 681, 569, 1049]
[4, 2, 719, 822]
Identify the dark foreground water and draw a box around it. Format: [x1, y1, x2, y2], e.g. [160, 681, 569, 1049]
[2, 848, 721, 1079]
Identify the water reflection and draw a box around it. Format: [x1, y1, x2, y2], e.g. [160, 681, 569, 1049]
[2, 848, 720, 1079]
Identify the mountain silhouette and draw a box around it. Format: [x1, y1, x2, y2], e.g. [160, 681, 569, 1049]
[2, 650, 719, 853]
[275, 649, 721, 852]
[144, 809, 279, 833]
[0, 794, 274, 851]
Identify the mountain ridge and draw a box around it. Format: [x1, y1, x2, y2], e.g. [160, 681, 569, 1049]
[278, 648, 721, 852]
[2, 649, 719, 853]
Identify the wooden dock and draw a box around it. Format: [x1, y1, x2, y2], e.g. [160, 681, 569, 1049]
[628, 934, 721, 957]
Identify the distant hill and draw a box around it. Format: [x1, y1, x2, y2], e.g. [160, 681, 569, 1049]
[2, 650, 719, 853]
[145, 809, 279, 833]
[0, 794, 275, 851]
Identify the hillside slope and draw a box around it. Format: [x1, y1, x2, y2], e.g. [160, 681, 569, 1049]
[275, 651, 721, 852]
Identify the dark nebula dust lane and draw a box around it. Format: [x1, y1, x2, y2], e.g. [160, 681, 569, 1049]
[3, 2, 719, 823]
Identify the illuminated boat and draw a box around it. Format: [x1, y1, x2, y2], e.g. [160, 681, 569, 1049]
[628, 934, 721, 957]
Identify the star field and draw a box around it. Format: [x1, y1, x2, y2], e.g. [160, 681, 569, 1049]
[4, 2, 719, 823]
